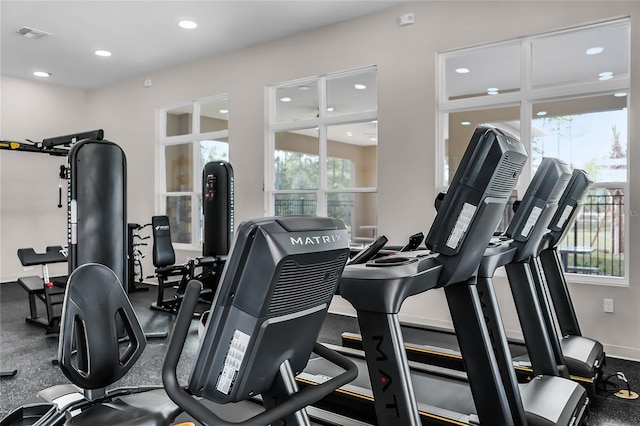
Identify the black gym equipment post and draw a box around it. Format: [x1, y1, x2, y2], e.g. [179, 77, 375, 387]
[199, 161, 234, 298]
[203, 160, 234, 258]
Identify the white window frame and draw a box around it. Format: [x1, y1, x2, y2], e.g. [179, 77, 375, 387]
[437, 19, 630, 286]
[158, 95, 229, 250]
[265, 68, 377, 220]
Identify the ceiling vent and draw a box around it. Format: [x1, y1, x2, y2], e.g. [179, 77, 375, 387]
[16, 26, 51, 39]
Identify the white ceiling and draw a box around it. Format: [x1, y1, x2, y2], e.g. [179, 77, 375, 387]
[0, 0, 403, 90]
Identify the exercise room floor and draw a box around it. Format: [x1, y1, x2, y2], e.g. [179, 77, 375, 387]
[1, 280, 639, 425]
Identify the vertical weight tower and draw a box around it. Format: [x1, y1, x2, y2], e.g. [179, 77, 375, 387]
[68, 140, 127, 288]
[203, 161, 234, 258]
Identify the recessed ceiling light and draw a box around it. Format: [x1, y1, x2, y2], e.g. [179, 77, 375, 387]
[537, 111, 547, 116]
[487, 87, 499, 95]
[326, 107, 335, 112]
[586, 47, 604, 55]
[298, 85, 310, 91]
[370, 137, 377, 142]
[95, 50, 111, 57]
[178, 20, 197, 29]
[33, 71, 51, 77]
[354, 83, 367, 90]
[219, 109, 229, 114]
[599, 71, 613, 81]
[614, 92, 627, 97]
[279, 97, 292, 103]
[455, 68, 470, 74]
[461, 121, 471, 126]
[346, 132, 354, 137]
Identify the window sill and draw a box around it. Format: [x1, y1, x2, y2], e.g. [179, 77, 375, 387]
[563, 273, 628, 288]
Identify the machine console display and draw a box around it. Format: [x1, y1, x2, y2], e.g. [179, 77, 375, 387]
[425, 126, 527, 285]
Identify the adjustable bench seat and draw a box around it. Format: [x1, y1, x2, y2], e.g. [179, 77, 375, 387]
[17, 275, 65, 334]
[17, 276, 45, 294]
[16, 246, 68, 334]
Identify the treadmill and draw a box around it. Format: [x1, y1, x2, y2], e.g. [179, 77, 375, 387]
[300, 127, 587, 425]
[532, 169, 604, 392]
[341, 168, 602, 395]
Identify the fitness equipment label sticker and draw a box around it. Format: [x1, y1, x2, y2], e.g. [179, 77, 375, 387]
[555, 205, 574, 230]
[521, 206, 543, 237]
[216, 330, 250, 395]
[446, 202, 476, 249]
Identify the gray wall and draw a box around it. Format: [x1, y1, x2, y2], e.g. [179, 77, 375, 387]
[1, 1, 639, 359]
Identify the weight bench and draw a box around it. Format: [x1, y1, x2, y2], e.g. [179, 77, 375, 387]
[16, 246, 68, 334]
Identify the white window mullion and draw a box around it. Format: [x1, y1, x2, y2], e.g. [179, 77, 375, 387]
[519, 38, 533, 187]
[266, 83, 276, 216]
[318, 124, 328, 217]
[266, 131, 276, 216]
[193, 139, 201, 246]
[192, 102, 201, 135]
[317, 76, 329, 217]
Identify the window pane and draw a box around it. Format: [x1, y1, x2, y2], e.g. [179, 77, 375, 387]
[274, 193, 317, 216]
[165, 143, 193, 192]
[166, 195, 192, 244]
[531, 94, 627, 182]
[327, 69, 377, 116]
[200, 138, 229, 170]
[327, 121, 377, 188]
[561, 187, 624, 277]
[200, 99, 229, 132]
[166, 105, 193, 137]
[444, 43, 520, 100]
[275, 80, 318, 122]
[531, 23, 629, 88]
[275, 130, 319, 190]
[328, 192, 377, 244]
[445, 106, 520, 184]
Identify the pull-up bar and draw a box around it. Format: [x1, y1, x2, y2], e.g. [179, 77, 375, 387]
[0, 129, 104, 157]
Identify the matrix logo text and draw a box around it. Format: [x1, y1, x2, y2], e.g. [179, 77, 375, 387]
[290, 234, 343, 246]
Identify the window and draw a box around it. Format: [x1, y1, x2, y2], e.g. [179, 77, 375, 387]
[268, 68, 378, 243]
[439, 19, 630, 282]
[160, 96, 229, 248]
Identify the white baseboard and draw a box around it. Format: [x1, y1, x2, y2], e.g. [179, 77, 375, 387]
[602, 343, 640, 362]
